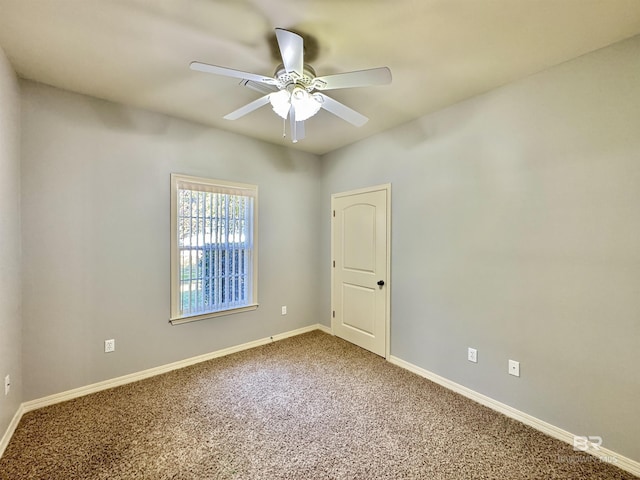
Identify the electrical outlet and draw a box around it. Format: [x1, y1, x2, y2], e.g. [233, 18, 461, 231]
[509, 359, 520, 377]
[104, 339, 115, 353]
[281, 305, 287, 315]
[4, 375, 10, 396]
[467, 347, 477, 363]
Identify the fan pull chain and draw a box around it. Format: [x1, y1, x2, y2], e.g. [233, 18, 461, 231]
[282, 118, 286, 139]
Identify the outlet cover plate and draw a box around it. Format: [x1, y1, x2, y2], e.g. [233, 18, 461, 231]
[105, 339, 115, 353]
[509, 359, 520, 377]
[281, 306, 287, 315]
[4, 375, 9, 395]
[467, 348, 477, 363]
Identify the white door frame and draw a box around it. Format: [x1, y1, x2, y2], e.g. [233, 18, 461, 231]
[331, 183, 391, 359]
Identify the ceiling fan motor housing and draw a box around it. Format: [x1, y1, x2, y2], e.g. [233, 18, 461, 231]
[273, 64, 326, 92]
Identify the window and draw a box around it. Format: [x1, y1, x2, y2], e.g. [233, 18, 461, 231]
[170, 174, 258, 325]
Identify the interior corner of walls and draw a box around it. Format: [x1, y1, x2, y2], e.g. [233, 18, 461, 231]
[0, 35, 23, 461]
[316, 323, 332, 335]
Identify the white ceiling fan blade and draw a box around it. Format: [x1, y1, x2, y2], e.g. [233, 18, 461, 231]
[223, 95, 271, 120]
[275, 28, 304, 76]
[190, 61, 276, 85]
[314, 67, 392, 91]
[317, 93, 368, 127]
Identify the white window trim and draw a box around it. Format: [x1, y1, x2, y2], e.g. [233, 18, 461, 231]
[169, 174, 259, 325]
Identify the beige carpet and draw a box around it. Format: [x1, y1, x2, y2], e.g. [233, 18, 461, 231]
[0, 331, 636, 479]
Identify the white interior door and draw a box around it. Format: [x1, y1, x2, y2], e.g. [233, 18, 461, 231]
[331, 185, 390, 357]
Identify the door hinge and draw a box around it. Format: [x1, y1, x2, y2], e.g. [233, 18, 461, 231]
[332, 310, 335, 318]
[332, 260, 335, 268]
[333, 210, 335, 217]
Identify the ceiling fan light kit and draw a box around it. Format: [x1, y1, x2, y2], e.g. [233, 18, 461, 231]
[190, 28, 392, 143]
[270, 87, 323, 121]
[269, 90, 291, 119]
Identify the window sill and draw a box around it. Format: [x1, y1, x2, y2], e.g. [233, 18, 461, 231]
[169, 304, 259, 326]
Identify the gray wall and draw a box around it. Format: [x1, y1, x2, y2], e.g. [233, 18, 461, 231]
[20, 81, 322, 401]
[0, 46, 22, 437]
[321, 36, 640, 460]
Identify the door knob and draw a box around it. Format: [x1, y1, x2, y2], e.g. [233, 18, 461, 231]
[377, 280, 385, 287]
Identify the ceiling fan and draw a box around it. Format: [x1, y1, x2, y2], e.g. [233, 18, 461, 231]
[190, 28, 392, 143]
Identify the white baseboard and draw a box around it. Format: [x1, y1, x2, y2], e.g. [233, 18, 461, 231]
[388, 355, 640, 478]
[1, 323, 326, 458]
[316, 323, 332, 335]
[22, 324, 325, 413]
[0, 404, 24, 459]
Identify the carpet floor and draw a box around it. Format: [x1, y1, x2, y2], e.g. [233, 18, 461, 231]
[0, 330, 636, 479]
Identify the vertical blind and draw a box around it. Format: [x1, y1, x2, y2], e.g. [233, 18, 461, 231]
[173, 175, 257, 319]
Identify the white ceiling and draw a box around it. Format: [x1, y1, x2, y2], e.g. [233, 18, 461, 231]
[2, 0, 640, 155]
